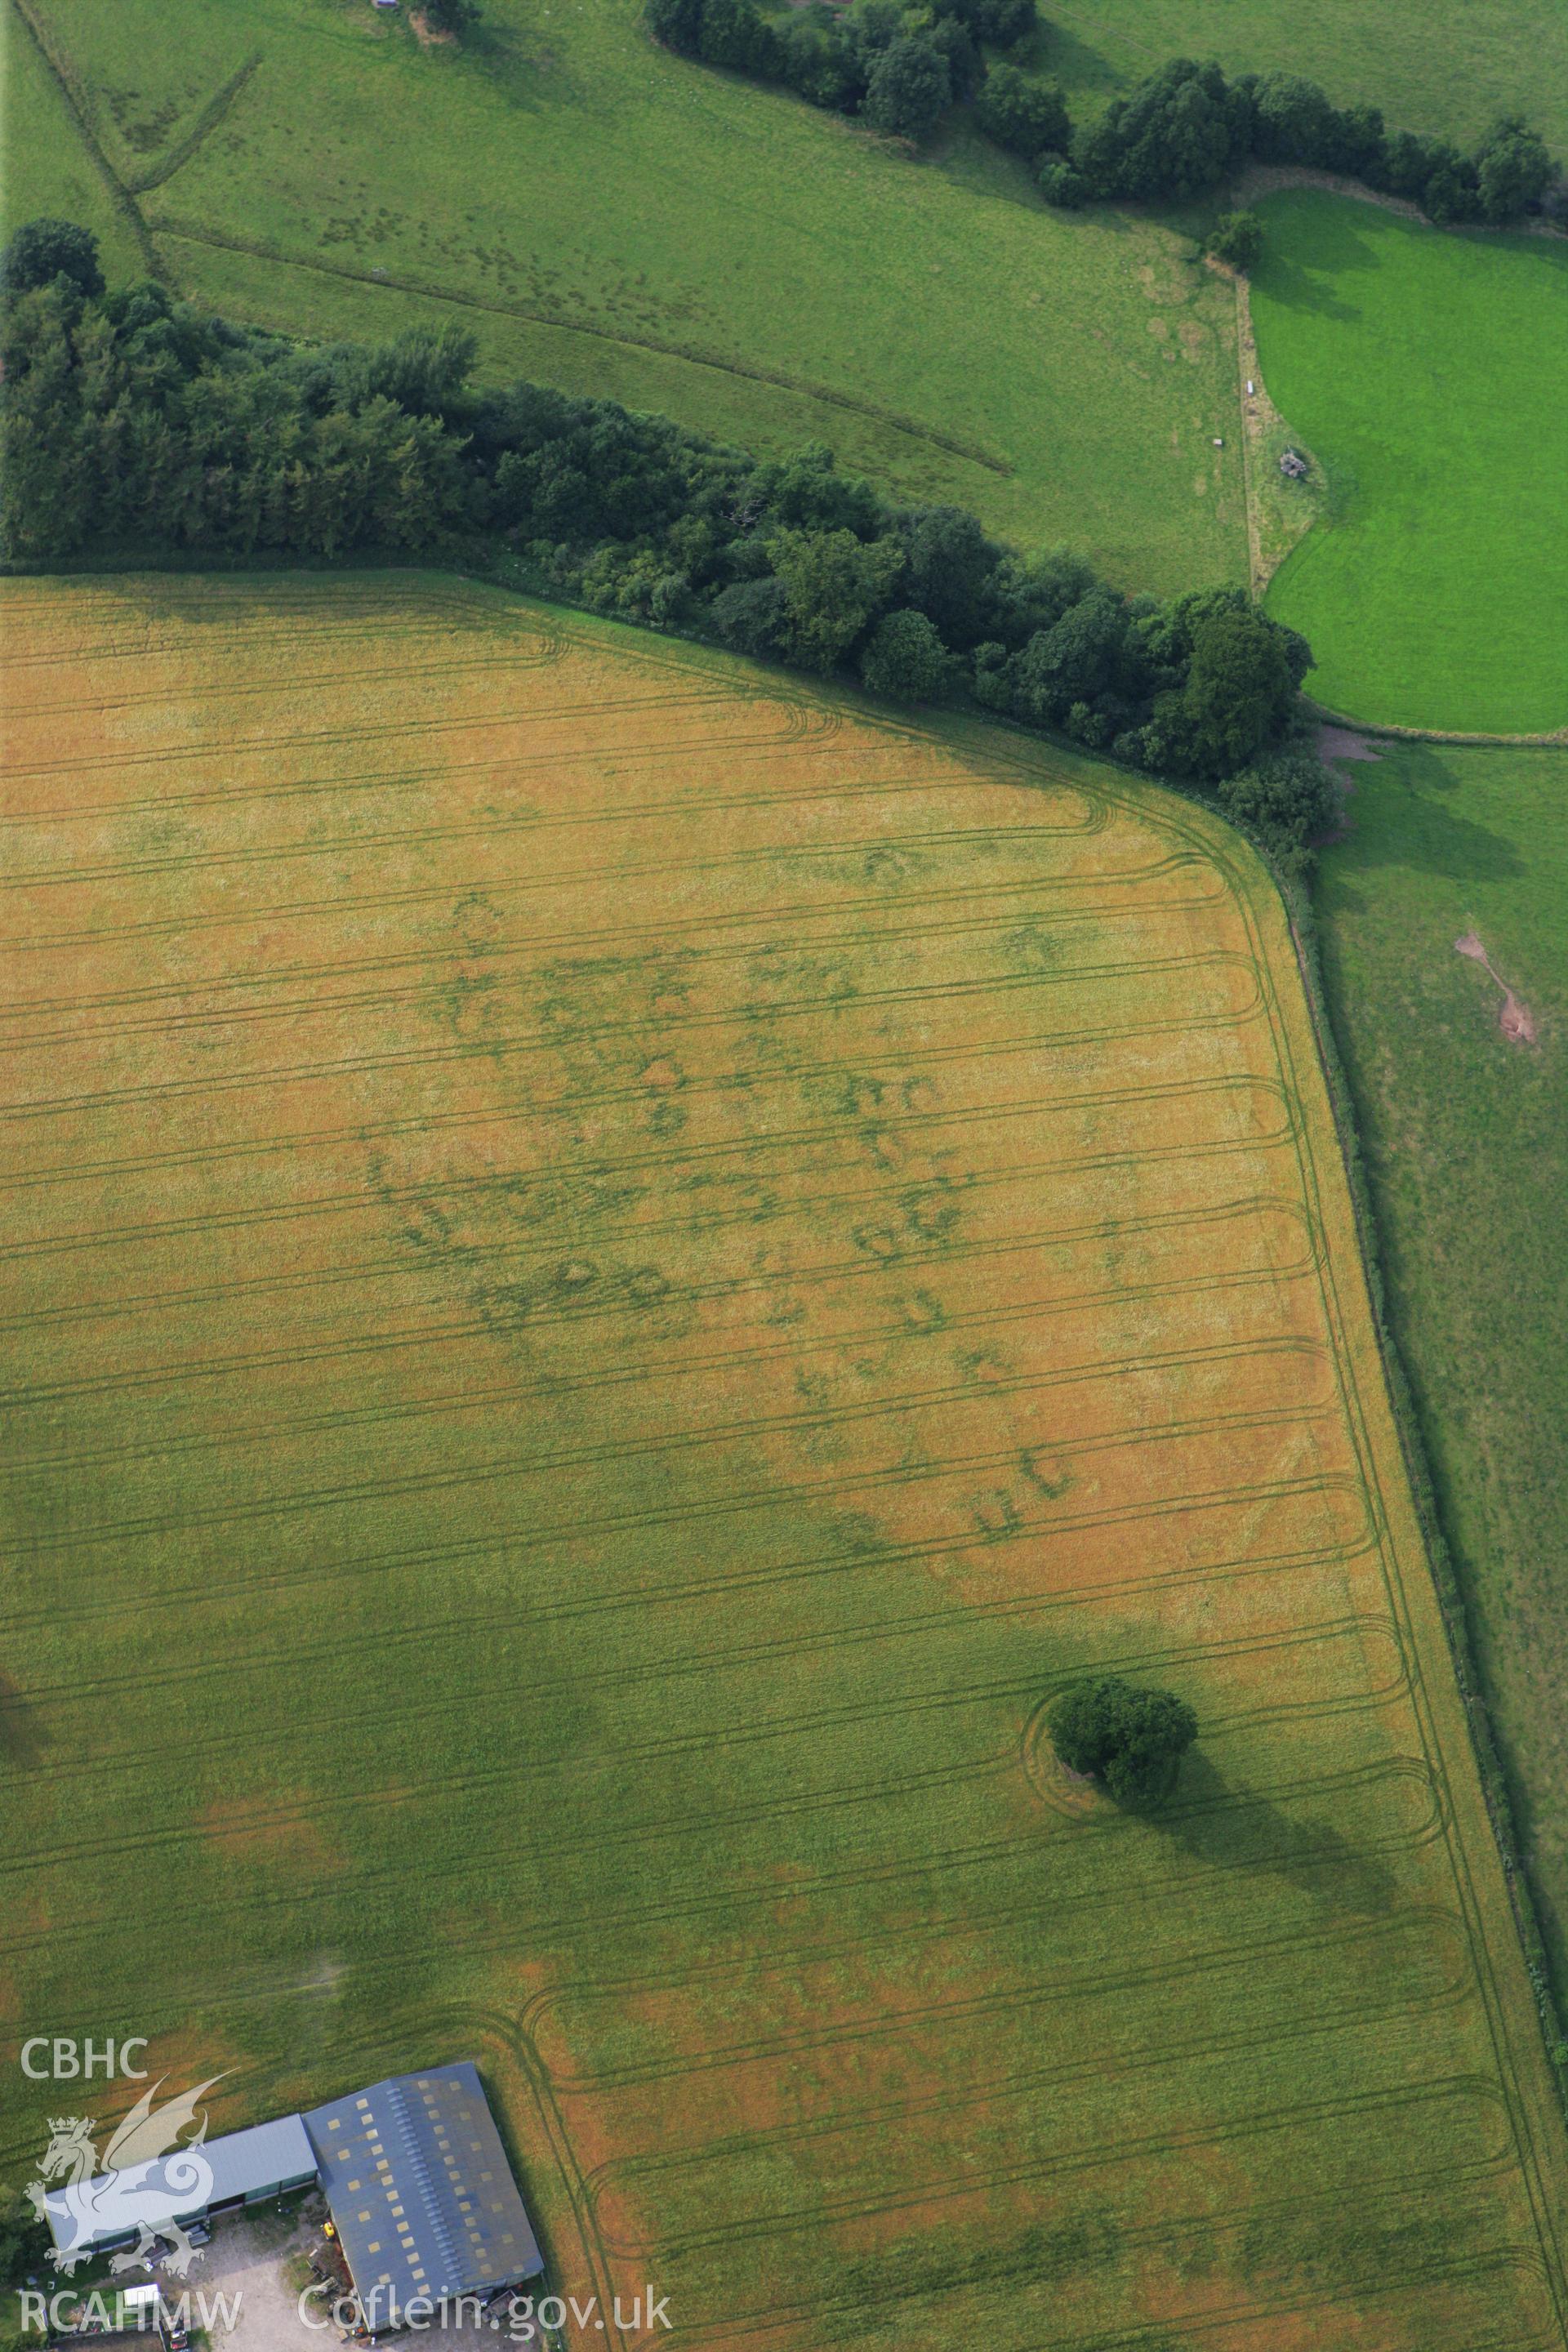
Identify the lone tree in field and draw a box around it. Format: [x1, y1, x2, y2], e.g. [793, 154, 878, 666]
[1049, 1676, 1197, 1805]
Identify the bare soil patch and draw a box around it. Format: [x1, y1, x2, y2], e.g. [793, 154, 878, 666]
[1317, 725, 1383, 768]
[1313, 726, 1382, 841]
[1455, 929, 1538, 1045]
[1234, 162, 1427, 223]
[200, 1793, 346, 1871]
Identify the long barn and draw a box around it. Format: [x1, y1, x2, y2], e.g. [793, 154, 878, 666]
[43, 2060, 544, 2313]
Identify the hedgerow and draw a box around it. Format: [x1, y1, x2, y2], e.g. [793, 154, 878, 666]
[644, 0, 1558, 233]
[2, 225, 1329, 853]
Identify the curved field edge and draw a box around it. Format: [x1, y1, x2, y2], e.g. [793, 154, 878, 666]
[4, 572, 1568, 2344]
[1246, 189, 1568, 737]
[1302, 705, 1568, 751]
[909, 695, 1568, 2261]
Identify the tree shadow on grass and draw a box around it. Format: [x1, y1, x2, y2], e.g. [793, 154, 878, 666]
[1330, 741, 1523, 882]
[1153, 1750, 1398, 1916]
[462, 15, 602, 118]
[1036, 20, 1124, 101]
[1253, 249, 1361, 322]
[1254, 203, 1390, 321]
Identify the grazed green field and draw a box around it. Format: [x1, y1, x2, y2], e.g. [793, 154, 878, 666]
[1036, 0, 1568, 155]
[11, 0, 1566, 624]
[1, 7, 146, 285]
[1316, 738, 1568, 1983]
[1250, 191, 1568, 734]
[2, 570, 1567, 2352]
[0, 0, 1247, 595]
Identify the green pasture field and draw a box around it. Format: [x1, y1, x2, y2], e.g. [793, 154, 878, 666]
[1031, 0, 1568, 155]
[8, 0, 1565, 626]
[1249, 190, 1568, 735]
[1316, 737, 1568, 1983]
[0, 8, 146, 285]
[0, 0, 1247, 595]
[2, 568, 1567, 2351]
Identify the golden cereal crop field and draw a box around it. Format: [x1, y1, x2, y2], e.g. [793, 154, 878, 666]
[2, 571, 1566, 2351]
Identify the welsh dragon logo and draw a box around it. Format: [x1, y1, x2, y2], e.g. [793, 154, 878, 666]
[25, 2077, 225, 2276]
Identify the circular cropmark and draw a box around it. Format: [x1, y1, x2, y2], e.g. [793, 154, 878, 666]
[1020, 1696, 1111, 1820]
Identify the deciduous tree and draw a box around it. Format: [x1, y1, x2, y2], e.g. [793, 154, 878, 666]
[1049, 1677, 1197, 1806]
[1072, 59, 1238, 203]
[862, 33, 952, 141]
[861, 608, 951, 699]
[1474, 116, 1555, 221]
[419, 0, 480, 33]
[973, 64, 1069, 161]
[768, 528, 906, 670]
[1205, 209, 1263, 271]
[1167, 602, 1302, 776]
[1, 217, 104, 299]
[645, 0, 706, 51]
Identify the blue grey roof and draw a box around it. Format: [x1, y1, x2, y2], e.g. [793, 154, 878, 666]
[203, 2115, 318, 2205]
[304, 2064, 543, 2305]
[43, 2114, 318, 2257]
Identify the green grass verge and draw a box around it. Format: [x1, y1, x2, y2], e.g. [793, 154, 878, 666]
[1248, 190, 1568, 735]
[1315, 737, 1568, 1988]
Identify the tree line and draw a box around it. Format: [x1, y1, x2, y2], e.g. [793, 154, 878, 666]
[1042, 58, 1557, 222]
[645, 0, 1559, 229]
[1, 222, 1334, 859]
[648, 0, 1040, 144]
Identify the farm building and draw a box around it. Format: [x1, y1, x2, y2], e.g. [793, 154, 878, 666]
[42, 2114, 319, 2265]
[42, 2063, 542, 2307]
[303, 2064, 544, 2308]
[205, 2116, 319, 2212]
